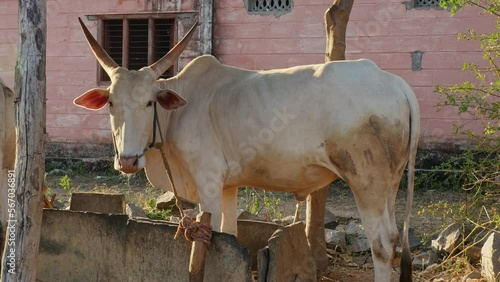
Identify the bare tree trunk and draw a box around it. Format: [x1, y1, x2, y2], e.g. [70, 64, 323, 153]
[305, 1, 354, 279]
[324, 0, 354, 62]
[0, 79, 16, 273]
[305, 186, 330, 278]
[1, 0, 46, 281]
[199, 0, 213, 55]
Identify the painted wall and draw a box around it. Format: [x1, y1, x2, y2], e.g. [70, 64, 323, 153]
[214, 0, 494, 147]
[0, 0, 199, 146]
[0, 0, 495, 149]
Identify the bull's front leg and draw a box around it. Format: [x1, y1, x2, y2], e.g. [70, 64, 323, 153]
[221, 187, 238, 235]
[193, 172, 225, 233]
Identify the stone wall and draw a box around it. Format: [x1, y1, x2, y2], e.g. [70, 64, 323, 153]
[37, 209, 252, 282]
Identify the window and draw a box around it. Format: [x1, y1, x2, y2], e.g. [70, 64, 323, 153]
[412, 0, 442, 8]
[246, 0, 293, 15]
[97, 16, 175, 83]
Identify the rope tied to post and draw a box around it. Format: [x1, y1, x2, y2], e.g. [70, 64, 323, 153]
[175, 216, 213, 246]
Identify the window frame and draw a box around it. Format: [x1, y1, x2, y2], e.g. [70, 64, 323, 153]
[87, 13, 179, 86]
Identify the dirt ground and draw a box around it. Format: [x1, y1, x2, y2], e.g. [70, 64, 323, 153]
[44, 170, 480, 282]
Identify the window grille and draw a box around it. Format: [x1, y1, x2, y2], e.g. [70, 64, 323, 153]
[246, 0, 293, 15]
[100, 17, 175, 82]
[414, 0, 441, 8]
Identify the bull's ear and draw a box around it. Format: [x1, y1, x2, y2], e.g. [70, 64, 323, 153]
[74, 88, 109, 110]
[156, 89, 187, 110]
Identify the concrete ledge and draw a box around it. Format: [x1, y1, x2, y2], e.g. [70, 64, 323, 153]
[37, 209, 252, 282]
[70, 192, 126, 214]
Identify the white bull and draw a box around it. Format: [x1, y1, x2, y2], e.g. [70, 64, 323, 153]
[74, 19, 419, 282]
[0, 78, 15, 257]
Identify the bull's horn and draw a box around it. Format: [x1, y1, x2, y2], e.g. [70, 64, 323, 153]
[149, 21, 199, 79]
[78, 17, 118, 77]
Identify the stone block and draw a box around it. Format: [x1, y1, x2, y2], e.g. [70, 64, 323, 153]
[70, 192, 126, 214]
[259, 222, 317, 282]
[237, 219, 281, 271]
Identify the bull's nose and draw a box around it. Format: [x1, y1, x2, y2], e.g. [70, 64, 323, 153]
[119, 155, 139, 173]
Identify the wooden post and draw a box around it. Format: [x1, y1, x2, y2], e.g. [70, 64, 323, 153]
[0, 0, 46, 281]
[305, 0, 354, 279]
[189, 212, 211, 282]
[324, 0, 354, 62]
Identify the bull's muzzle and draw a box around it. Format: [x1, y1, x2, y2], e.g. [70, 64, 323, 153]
[118, 155, 139, 174]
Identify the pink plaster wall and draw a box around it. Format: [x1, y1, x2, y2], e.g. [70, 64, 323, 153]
[0, 0, 495, 147]
[214, 0, 495, 147]
[0, 0, 199, 144]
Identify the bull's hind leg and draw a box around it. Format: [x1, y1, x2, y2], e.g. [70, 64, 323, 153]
[349, 181, 400, 282]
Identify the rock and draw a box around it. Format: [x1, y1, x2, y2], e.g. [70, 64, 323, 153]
[431, 222, 463, 254]
[325, 228, 346, 251]
[462, 271, 482, 282]
[156, 191, 197, 211]
[412, 250, 438, 270]
[425, 263, 438, 271]
[465, 245, 482, 265]
[258, 222, 317, 281]
[324, 209, 339, 229]
[183, 208, 199, 218]
[345, 221, 365, 236]
[481, 232, 500, 282]
[51, 200, 64, 210]
[169, 216, 181, 223]
[272, 215, 295, 226]
[396, 228, 423, 254]
[238, 209, 261, 220]
[126, 203, 147, 218]
[336, 224, 346, 232]
[70, 192, 125, 214]
[352, 255, 368, 267]
[47, 169, 67, 176]
[345, 221, 370, 253]
[156, 191, 176, 209]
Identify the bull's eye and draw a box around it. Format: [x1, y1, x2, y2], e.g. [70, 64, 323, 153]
[109, 102, 113, 107]
[146, 101, 153, 107]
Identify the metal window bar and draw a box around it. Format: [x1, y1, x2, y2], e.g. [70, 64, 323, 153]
[414, 0, 441, 8]
[247, 0, 292, 13]
[99, 17, 175, 82]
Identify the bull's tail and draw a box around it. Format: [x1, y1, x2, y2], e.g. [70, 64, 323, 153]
[400, 81, 420, 282]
